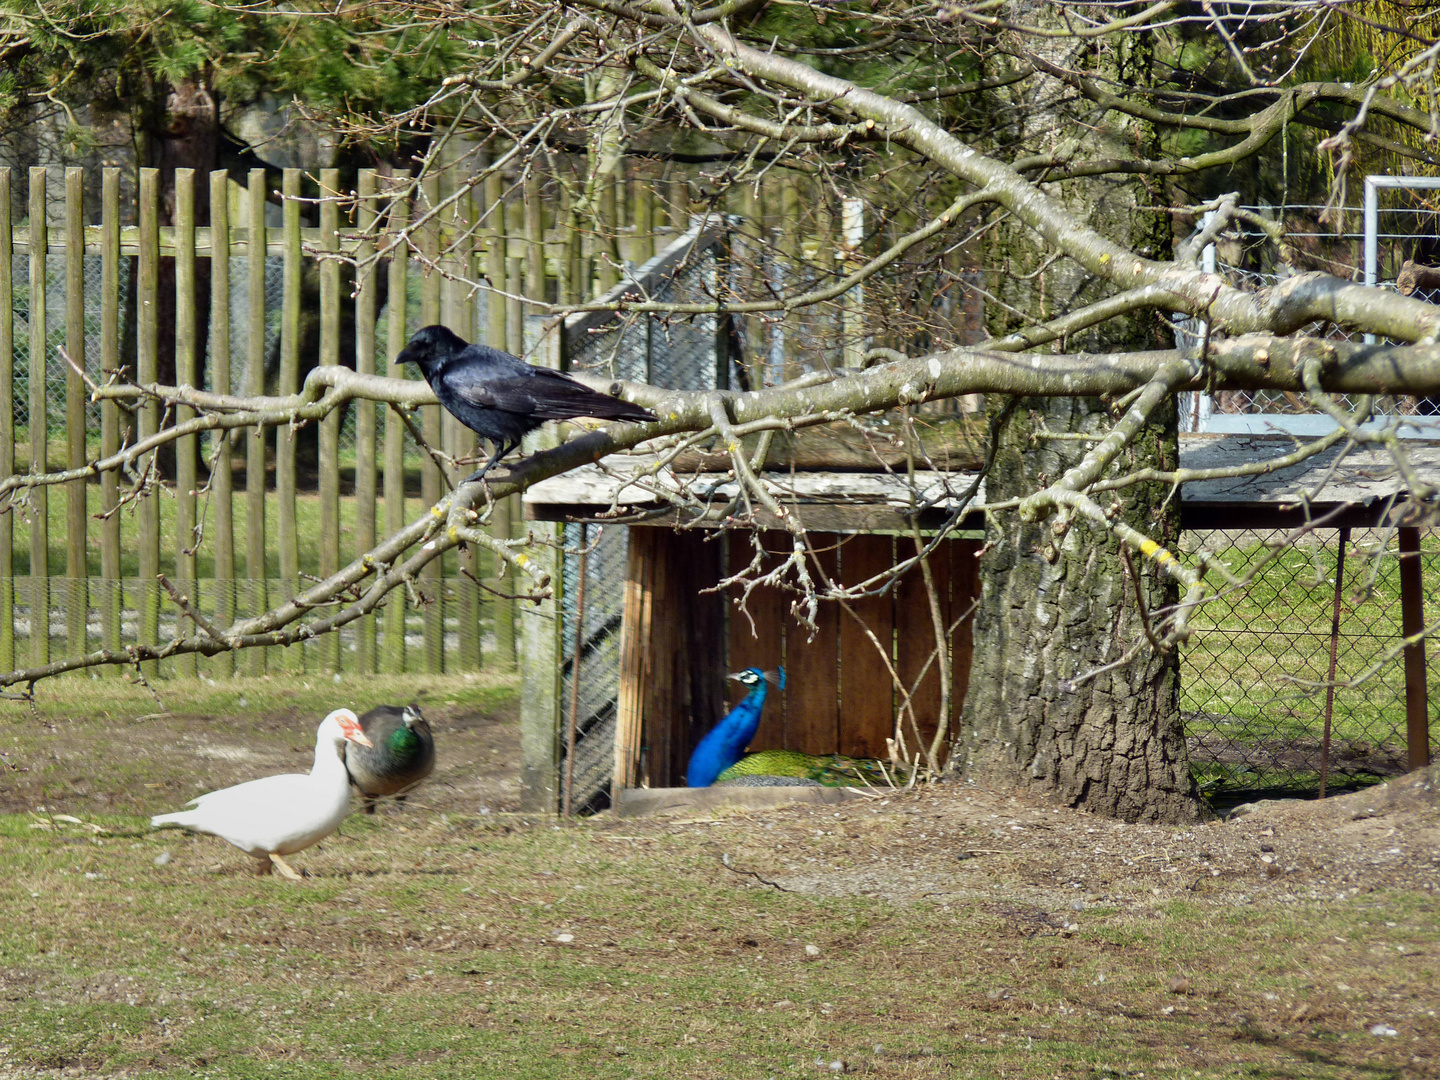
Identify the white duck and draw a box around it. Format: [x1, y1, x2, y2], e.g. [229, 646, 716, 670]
[151, 708, 372, 880]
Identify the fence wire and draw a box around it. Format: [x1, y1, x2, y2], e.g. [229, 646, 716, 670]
[1173, 204, 1440, 424]
[558, 228, 732, 812]
[1181, 528, 1439, 799]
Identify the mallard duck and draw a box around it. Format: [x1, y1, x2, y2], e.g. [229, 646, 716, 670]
[150, 708, 371, 879]
[345, 704, 436, 812]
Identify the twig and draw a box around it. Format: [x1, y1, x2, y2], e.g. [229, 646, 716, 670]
[158, 573, 234, 647]
[1119, 546, 1165, 655]
[389, 401, 457, 494]
[718, 852, 791, 892]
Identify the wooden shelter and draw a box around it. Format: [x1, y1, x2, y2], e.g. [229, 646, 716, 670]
[517, 432, 1440, 813]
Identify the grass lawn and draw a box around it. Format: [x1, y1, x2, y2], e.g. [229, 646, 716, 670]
[0, 679, 1435, 1079]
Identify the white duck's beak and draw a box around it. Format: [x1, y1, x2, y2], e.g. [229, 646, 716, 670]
[335, 711, 373, 748]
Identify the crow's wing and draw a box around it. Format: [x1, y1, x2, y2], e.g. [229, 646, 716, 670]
[450, 366, 649, 421]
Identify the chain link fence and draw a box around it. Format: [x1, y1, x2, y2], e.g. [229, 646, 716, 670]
[557, 226, 732, 812]
[1175, 203, 1440, 425]
[1181, 528, 1438, 800]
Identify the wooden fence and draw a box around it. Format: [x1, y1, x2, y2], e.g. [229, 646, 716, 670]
[0, 162, 700, 680]
[2, 160, 984, 683]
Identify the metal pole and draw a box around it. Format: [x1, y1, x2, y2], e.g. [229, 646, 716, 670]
[1364, 177, 1379, 345]
[1320, 526, 1350, 799]
[1398, 526, 1432, 771]
[563, 538, 589, 816]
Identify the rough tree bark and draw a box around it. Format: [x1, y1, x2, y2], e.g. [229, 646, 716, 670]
[961, 15, 1203, 822]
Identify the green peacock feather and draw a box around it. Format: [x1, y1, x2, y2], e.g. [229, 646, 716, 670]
[715, 750, 897, 787]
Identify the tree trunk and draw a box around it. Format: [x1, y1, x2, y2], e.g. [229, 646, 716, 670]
[962, 396, 1202, 823]
[960, 12, 1204, 823]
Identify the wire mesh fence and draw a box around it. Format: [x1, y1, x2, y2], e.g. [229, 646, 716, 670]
[1174, 202, 1440, 425]
[1180, 527, 1439, 800]
[557, 226, 733, 812]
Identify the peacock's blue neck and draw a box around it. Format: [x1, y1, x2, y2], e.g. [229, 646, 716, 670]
[686, 679, 770, 787]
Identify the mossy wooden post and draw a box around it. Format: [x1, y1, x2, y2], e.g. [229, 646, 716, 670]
[353, 169, 380, 675]
[27, 168, 50, 668]
[841, 197, 865, 371]
[482, 167, 516, 668]
[244, 169, 269, 676]
[778, 174, 801, 381]
[278, 168, 303, 672]
[208, 169, 235, 677]
[318, 167, 342, 672]
[0, 167, 12, 672]
[632, 165, 655, 263]
[505, 198, 524, 357]
[136, 169, 161, 677]
[665, 169, 689, 233]
[519, 320, 567, 813]
[98, 169, 121, 665]
[382, 171, 411, 673]
[598, 167, 620, 294]
[745, 176, 769, 390]
[174, 169, 199, 678]
[62, 168, 88, 662]
[419, 172, 444, 674]
[442, 168, 481, 671]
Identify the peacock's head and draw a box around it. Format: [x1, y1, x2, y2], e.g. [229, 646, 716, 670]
[728, 667, 766, 689]
[728, 667, 784, 691]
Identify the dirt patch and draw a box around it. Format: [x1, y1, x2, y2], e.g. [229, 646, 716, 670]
[608, 765, 1440, 909]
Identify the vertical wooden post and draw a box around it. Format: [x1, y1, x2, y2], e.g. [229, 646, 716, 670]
[1398, 526, 1432, 770]
[354, 169, 380, 675]
[209, 169, 235, 676]
[598, 166, 620, 294]
[519, 323, 569, 810]
[632, 166, 654, 263]
[524, 168, 545, 301]
[244, 168, 269, 675]
[174, 169, 199, 678]
[506, 255, 524, 359]
[556, 177, 576, 306]
[0, 168, 12, 672]
[63, 168, 87, 663]
[443, 167, 482, 672]
[778, 175, 801, 382]
[278, 168, 303, 672]
[98, 169, 121, 666]
[419, 172, 444, 674]
[27, 167, 50, 669]
[317, 167, 342, 672]
[482, 166, 516, 668]
[666, 169, 689, 233]
[382, 171, 411, 673]
[841, 197, 866, 370]
[613, 529, 653, 795]
[136, 168, 161, 676]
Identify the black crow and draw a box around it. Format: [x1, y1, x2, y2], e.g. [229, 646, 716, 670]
[396, 325, 657, 483]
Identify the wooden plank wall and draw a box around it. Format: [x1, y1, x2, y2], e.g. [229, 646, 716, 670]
[717, 529, 981, 775]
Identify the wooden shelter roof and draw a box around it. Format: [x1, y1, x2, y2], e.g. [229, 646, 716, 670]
[523, 434, 1440, 531]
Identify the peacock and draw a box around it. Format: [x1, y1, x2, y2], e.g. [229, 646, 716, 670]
[686, 667, 785, 787]
[344, 704, 436, 812]
[715, 750, 894, 788]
